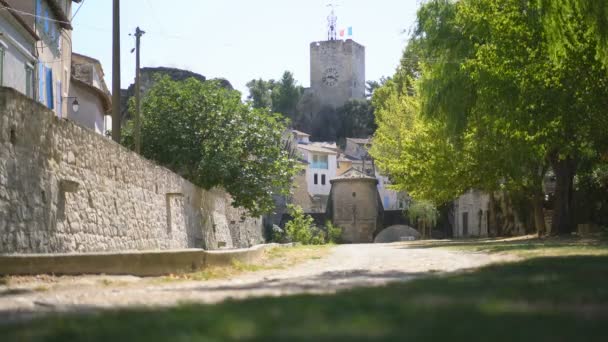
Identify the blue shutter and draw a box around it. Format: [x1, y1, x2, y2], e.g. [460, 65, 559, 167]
[57, 81, 62, 118]
[36, 0, 42, 17]
[38, 63, 45, 103]
[46, 67, 54, 109]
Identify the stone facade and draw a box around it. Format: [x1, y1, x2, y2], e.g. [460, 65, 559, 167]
[328, 168, 381, 243]
[0, 88, 263, 254]
[453, 190, 490, 237]
[309, 39, 365, 110]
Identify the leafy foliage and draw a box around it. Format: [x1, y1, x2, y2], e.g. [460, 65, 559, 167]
[408, 201, 440, 228]
[246, 71, 303, 122]
[539, 0, 608, 65]
[336, 99, 376, 144]
[372, 0, 608, 234]
[284, 205, 327, 245]
[325, 221, 343, 244]
[122, 76, 298, 216]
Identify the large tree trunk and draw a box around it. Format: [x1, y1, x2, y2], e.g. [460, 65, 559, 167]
[532, 191, 547, 236]
[550, 155, 577, 235]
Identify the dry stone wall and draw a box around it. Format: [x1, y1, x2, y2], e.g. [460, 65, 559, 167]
[0, 88, 264, 254]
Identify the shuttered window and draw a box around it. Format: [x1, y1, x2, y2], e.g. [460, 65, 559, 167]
[46, 67, 53, 109]
[38, 63, 45, 103]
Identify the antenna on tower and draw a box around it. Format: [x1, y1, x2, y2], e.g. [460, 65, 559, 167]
[327, 2, 339, 41]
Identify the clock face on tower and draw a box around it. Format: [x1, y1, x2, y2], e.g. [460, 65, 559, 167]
[322, 67, 339, 87]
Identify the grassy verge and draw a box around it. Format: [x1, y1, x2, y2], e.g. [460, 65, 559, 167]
[2, 240, 607, 341]
[407, 235, 608, 258]
[159, 245, 330, 282]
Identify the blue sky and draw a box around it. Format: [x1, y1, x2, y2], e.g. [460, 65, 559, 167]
[72, 0, 420, 96]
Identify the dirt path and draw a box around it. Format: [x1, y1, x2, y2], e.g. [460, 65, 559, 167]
[0, 243, 514, 323]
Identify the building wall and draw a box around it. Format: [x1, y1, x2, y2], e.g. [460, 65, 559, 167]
[453, 190, 489, 238]
[33, 0, 73, 117]
[0, 88, 264, 254]
[68, 81, 106, 134]
[330, 179, 379, 243]
[0, 11, 37, 97]
[310, 39, 365, 109]
[304, 151, 337, 196]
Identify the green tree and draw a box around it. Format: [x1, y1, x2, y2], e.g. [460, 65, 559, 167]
[246, 71, 303, 122]
[246, 78, 274, 109]
[336, 99, 376, 144]
[408, 200, 439, 239]
[373, 0, 608, 235]
[539, 0, 608, 65]
[123, 76, 298, 216]
[271, 71, 303, 121]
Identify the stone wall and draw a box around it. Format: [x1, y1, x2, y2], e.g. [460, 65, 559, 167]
[0, 88, 263, 254]
[329, 176, 380, 243]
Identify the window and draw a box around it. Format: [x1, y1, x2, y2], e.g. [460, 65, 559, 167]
[321, 174, 326, 185]
[46, 67, 54, 109]
[311, 154, 329, 169]
[25, 65, 34, 98]
[314, 173, 318, 185]
[38, 63, 45, 103]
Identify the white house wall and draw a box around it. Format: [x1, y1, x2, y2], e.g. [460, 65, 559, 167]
[453, 190, 490, 237]
[68, 82, 106, 134]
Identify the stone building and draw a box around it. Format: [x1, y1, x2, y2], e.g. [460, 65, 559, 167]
[296, 9, 366, 136]
[328, 168, 382, 243]
[307, 39, 365, 110]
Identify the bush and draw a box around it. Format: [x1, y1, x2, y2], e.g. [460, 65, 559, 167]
[285, 205, 315, 244]
[283, 205, 344, 245]
[326, 221, 342, 244]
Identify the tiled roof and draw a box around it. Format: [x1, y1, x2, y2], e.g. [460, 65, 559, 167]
[292, 130, 311, 137]
[332, 167, 376, 181]
[346, 137, 371, 145]
[297, 144, 337, 154]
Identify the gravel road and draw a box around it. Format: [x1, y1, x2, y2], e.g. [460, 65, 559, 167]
[0, 243, 513, 323]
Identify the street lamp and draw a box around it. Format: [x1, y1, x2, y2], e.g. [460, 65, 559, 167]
[63, 96, 79, 113]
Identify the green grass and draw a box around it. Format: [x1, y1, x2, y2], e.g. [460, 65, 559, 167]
[2, 240, 607, 341]
[410, 235, 608, 258]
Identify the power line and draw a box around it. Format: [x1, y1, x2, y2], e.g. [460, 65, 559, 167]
[0, 6, 71, 25]
[71, 0, 86, 21]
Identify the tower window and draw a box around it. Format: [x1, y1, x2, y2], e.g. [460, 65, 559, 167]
[314, 173, 318, 185]
[321, 174, 326, 185]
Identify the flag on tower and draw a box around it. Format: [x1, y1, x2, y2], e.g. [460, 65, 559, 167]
[339, 27, 353, 39]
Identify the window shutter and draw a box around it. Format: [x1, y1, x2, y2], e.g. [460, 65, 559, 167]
[38, 63, 45, 103]
[46, 67, 54, 109]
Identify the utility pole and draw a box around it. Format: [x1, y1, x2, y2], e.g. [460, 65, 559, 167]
[133, 27, 145, 154]
[111, 0, 121, 143]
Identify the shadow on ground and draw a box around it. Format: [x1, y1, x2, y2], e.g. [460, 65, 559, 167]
[2, 256, 607, 341]
[398, 235, 608, 255]
[170, 269, 425, 294]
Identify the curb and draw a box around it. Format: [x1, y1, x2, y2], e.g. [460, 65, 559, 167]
[0, 244, 284, 277]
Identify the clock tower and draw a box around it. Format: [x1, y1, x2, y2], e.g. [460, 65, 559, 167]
[307, 5, 365, 110]
[310, 39, 366, 109]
